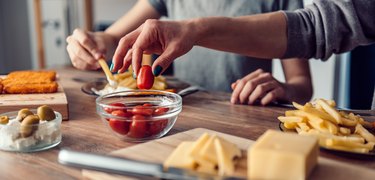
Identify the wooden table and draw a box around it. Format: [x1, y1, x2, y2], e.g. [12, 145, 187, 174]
[0, 67, 374, 179]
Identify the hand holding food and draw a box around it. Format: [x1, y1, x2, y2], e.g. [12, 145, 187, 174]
[278, 99, 375, 154]
[111, 19, 195, 76]
[66, 28, 117, 70]
[231, 69, 286, 105]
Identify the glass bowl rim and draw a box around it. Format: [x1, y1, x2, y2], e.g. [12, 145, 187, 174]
[96, 90, 182, 109]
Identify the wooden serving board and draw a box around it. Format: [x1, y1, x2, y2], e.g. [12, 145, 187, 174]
[0, 80, 68, 120]
[82, 128, 375, 180]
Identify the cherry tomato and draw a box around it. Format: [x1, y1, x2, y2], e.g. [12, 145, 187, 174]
[153, 107, 169, 116]
[142, 103, 154, 107]
[148, 119, 168, 135]
[111, 110, 132, 118]
[108, 110, 132, 135]
[137, 65, 154, 89]
[109, 119, 130, 135]
[104, 103, 126, 113]
[131, 105, 153, 116]
[128, 115, 147, 138]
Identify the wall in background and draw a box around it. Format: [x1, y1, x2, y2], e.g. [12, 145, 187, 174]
[93, 0, 137, 28]
[0, 0, 33, 73]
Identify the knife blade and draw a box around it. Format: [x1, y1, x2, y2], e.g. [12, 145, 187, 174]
[58, 149, 245, 180]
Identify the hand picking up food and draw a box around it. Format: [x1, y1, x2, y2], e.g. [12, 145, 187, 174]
[278, 99, 375, 154]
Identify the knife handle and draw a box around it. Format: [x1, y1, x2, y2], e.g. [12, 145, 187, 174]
[58, 149, 163, 177]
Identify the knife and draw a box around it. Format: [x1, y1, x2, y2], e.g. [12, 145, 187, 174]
[58, 149, 244, 180]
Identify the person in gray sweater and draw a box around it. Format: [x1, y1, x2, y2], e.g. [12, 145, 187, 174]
[111, 0, 375, 109]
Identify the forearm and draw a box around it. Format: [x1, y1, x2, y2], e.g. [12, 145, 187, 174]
[190, 12, 287, 59]
[105, 0, 161, 43]
[283, 77, 313, 104]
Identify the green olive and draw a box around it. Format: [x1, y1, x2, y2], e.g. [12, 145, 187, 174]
[0, 116, 9, 124]
[20, 115, 40, 138]
[17, 108, 33, 122]
[37, 105, 56, 121]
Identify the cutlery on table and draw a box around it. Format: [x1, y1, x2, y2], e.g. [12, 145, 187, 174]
[58, 149, 244, 180]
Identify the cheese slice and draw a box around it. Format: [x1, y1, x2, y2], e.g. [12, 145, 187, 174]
[163, 141, 196, 170]
[189, 133, 210, 158]
[214, 137, 241, 176]
[195, 158, 217, 175]
[248, 130, 319, 180]
[199, 135, 218, 164]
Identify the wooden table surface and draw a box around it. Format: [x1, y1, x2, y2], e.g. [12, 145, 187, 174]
[0, 67, 374, 179]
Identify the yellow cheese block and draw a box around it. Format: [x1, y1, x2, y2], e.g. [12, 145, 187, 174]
[248, 130, 319, 180]
[163, 142, 197, 170]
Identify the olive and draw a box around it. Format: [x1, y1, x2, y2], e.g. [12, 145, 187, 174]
[37, 105, 56, 121]
[16, 109, 34, 122]
[20, 115, 40, 138]
[0, 115, 9, 124]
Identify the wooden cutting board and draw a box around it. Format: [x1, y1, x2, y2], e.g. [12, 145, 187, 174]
[0, 79, 68, 120]
[82, 128, 375, 180]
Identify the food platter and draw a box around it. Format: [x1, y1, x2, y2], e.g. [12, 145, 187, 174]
[279, 122, 375, 158]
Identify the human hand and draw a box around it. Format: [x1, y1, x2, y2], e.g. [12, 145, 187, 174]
[111, 19, 196, 76]
[230, 69, 287, 106]
[66, 28, 117, 70]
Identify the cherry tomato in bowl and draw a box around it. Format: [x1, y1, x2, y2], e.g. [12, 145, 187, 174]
[137, 65, 154, 89]
[96, 90, 182, 142]
[104, 102, 126, 113]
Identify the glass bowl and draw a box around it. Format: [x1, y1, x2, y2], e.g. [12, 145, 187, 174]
[96, 90, 182, 142]
[0, 110, 62, 152]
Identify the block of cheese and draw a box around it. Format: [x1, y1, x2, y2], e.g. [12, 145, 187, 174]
[248, 130, 319, 180]
[164, 141, 196, 170]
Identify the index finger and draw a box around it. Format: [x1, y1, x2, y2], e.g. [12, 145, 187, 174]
[112, 28, 141, 72]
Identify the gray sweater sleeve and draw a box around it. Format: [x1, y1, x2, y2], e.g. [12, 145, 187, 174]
[283, 0, 375, 60]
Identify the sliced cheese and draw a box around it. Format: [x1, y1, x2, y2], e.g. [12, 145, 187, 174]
[163, 141, 196, 170]
[189, 133, 210, 157]
[195, 158, 217, 175]
[199, 135, 218, 164]
[214, 137, 241, 176]
[248, 130, 319, 180]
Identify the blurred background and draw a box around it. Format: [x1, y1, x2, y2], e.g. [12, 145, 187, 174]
[0, 0, 373, 109]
